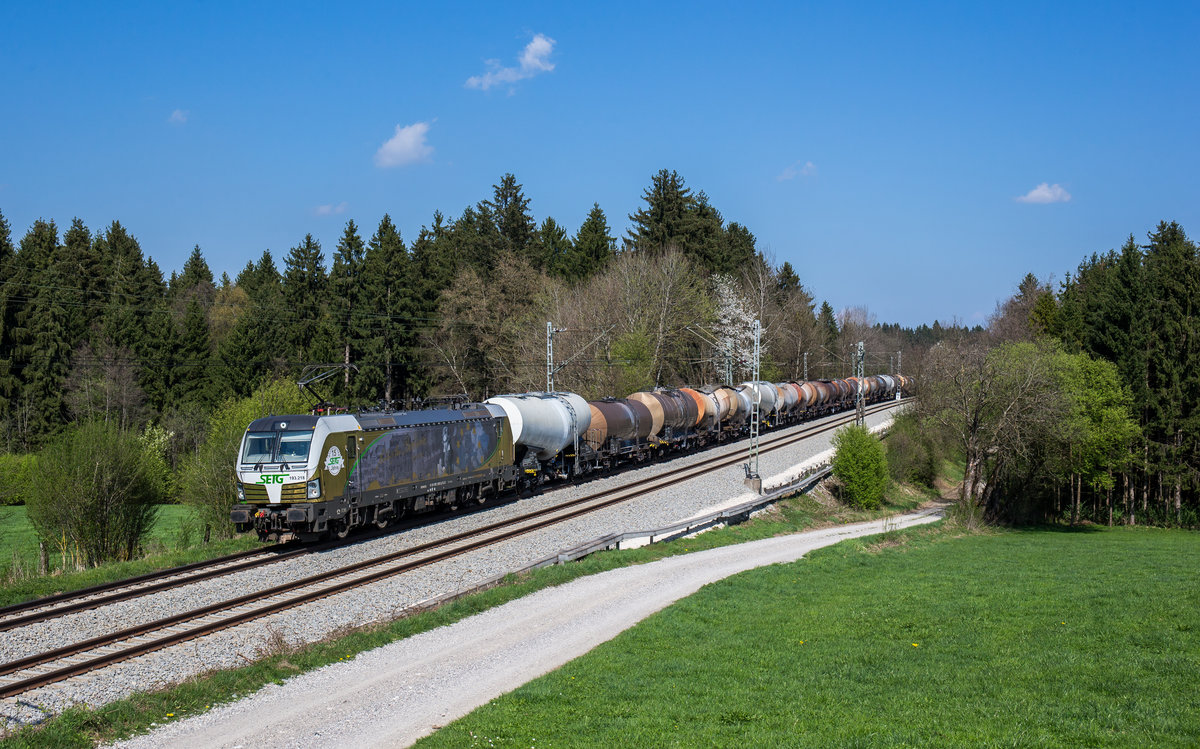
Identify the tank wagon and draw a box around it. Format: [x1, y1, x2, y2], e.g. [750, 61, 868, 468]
[231, 374, 913, 540]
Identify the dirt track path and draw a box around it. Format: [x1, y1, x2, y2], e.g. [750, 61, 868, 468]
[113, 508, 943, 749]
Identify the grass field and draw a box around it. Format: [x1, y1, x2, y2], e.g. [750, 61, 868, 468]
[0, 506, 262, 607]
[418, 525, 1200, 748]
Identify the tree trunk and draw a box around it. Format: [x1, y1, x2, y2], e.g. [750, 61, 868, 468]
[1075, 472, 1084, 525]
[1107, 473, 1113, 527]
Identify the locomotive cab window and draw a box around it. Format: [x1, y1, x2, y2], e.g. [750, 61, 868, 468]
[241, 431, 314, 464]
[241, 432, 275, 463]
[278, 432, 313, 462]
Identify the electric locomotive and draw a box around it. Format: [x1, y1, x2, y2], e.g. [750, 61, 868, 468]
[230, 406, 519, 541]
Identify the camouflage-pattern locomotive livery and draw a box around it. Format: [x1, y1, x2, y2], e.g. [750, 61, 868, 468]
[231, 375, 912, 541]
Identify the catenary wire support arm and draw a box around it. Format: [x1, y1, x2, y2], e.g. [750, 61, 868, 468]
[685, 325, 741, 384]
[549, 324, 616, 389]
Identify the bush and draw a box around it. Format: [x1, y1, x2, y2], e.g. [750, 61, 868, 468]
[0, 453, 38, 505]
[885, 413, 938, 488]
[832, 425, 889, 510]
[180, 380, 310, 540]
[26, 421, 162, 568]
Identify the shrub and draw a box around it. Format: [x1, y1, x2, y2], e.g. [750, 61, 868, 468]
[0, 453, 38, 506]
[832, 425, 889, 510]
[180, 380, 310, 540]
[885, 413, 937, 487]
[26, 421, 162, 568]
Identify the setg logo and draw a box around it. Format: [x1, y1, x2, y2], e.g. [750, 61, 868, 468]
[258, 474, 288, 485]
[325, 446, 343, 476]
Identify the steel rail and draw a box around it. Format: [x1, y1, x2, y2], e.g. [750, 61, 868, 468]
[0, 399, 905, 698]
[0, 547, 281, 620]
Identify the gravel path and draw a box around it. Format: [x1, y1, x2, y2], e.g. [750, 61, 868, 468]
[0, 405, 900, 730]
[109, 504, 942, 749]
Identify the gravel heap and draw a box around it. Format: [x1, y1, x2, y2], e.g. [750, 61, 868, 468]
[0, 406, 898, 730]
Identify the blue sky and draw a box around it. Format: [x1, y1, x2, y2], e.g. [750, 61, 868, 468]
[2, 1, 1197, 327]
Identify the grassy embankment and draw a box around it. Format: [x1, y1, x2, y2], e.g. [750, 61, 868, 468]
[0, 506, 263, 607]
[1, 477, 934, 747]
[419, 524, 1200, 748]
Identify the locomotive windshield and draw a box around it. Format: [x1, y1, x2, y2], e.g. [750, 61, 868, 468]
[241, 430, 314, 464]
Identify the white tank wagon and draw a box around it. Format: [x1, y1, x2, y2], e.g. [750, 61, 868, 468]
[484, 392, 591, 462]
[739, 381, 779, 415]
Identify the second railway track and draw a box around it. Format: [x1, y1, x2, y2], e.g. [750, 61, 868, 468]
[0, 400, 904, 700]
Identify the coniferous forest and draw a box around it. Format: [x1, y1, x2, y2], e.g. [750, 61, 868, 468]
[0, 170, 924, 453]
[0, 169, 1195, 569]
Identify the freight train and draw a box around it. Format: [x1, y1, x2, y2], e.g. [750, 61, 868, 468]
[230, 375, 912, 541]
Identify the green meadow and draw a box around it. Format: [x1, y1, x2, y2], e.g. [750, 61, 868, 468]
[419, 525, 1200, 748]
[0, 506, 261, 606]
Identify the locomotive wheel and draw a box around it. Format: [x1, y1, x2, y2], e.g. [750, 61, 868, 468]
[333, 521, 350, 540]
[373, 514, 389, 530]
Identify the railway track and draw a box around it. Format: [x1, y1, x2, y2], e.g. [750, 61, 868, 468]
[0, 491, 540, 631]
[0, 400, 904, 700]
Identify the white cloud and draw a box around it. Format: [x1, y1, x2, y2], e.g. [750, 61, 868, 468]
[1016, 182, 1071, 204]
[466, 33, 556, 91]
[314, 202, 348, 216]
[777, 160, 817, 181]
[374, 121, 434, 168]
[167, 109, 188, 125]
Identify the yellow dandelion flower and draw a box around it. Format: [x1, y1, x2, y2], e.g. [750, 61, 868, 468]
[167, 713, 175, 717]
[912, 643, 919, 647]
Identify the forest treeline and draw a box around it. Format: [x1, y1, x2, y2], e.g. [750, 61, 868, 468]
[0, 169, 933, 459]
[3, 168, 952, 567]
[918, 221, 1199, 528]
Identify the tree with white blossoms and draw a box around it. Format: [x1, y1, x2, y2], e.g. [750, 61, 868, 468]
[710, 274, 757, 382]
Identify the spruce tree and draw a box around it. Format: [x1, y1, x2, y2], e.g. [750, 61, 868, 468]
[132, 259, 171, 410]
[454, 205, 503, 271]
[723, 222, 758, 275]
[282, 234, 327, 363]
[817, 300, 839, 375]
[98, 222, 155, 357]
[1142, 221, 1199, 517]
[536, 217, 571, 278]
[360, 214, 413, 405]
[628, 169, 698, 254]
[173, 244, 216, 311]
[777, 261, 800, 296]
[8, 220, 61, 426]
[484, 173, 537, 266]
[0, 210, 18, 417]
[690, 191, 727, 272]
[176, 298, 215, 408]
[13, 221, 70, 445]
[572, 203, 617, 281]
[141, 304, 178, 412]
[325, 220, 367, 398]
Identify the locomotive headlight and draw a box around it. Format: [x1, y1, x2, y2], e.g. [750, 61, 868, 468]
[236, 484, 245, 501]
[307, 479, 321, 499]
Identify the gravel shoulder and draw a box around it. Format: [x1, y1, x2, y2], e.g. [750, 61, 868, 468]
[111, 505, 942, 749]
